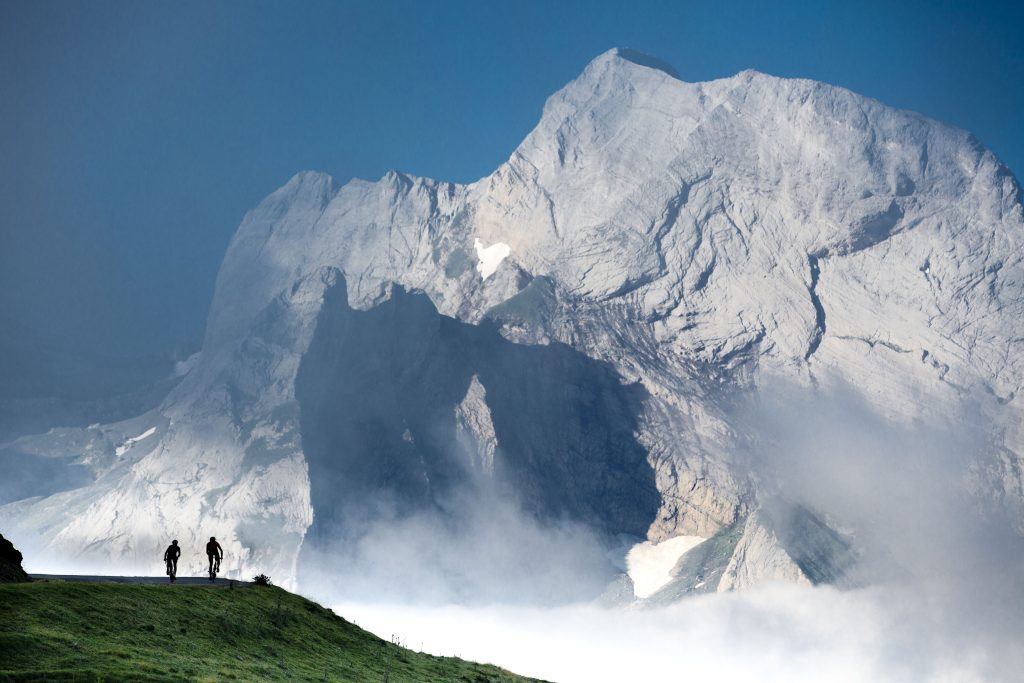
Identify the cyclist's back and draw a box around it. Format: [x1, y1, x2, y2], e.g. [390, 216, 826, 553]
[206, 536, 223, 579]
[163, 540, 180, 582]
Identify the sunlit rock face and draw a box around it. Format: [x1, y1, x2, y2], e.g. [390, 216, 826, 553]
[2, 48, 1022, 596]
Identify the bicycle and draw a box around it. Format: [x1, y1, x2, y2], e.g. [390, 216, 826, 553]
[166, 558, 177, 582]
[208, 555, 220, 582]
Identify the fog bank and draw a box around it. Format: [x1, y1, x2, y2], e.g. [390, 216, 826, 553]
[319, 382, 1024, 682]
[337, 580, 1022, 683]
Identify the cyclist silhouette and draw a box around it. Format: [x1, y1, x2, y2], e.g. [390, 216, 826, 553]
[206, 536, 223, 580]
[164, 540, 180, 582]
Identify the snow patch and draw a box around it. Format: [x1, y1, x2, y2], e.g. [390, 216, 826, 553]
[626, 535, 705, 599]
[474, 238, 511, 280]
[114, 427, 157, 457]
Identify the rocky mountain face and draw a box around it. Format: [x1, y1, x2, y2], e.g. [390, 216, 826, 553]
[1, 49, 1021, 599]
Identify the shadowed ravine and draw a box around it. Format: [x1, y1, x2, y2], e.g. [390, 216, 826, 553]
[295, 276, 660, 601]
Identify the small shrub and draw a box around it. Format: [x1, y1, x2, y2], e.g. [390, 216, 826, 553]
[253, 573, 272, 586]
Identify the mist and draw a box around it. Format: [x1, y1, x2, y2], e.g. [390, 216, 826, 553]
[302, 379, 1024, 682]
[337, 583, 1017, 683]
[299, 485, 624, 607]
[737, 380, 1024, 596]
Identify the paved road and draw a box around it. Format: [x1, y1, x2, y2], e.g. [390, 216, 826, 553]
[30, 574, 249, 586]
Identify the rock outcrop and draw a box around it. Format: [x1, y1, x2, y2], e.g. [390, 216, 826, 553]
[0, 533, 29, 583]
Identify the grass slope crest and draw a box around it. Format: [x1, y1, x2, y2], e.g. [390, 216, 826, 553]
[0, 577, 548, 682]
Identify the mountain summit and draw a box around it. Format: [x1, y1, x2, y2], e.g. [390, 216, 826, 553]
[2, 50, 1021, 599]
[604, 47, 682, 78]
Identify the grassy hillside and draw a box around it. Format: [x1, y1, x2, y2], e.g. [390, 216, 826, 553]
[0, 581, 549, 683]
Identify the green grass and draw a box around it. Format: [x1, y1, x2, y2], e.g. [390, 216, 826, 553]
[0, 581, 550, 683]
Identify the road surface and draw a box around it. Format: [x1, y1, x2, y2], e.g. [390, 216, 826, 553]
[30, 574, 249, 586]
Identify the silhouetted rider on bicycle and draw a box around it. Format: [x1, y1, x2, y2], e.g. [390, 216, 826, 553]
[206, 536, 223, 579]
[164, 540, 180, 582]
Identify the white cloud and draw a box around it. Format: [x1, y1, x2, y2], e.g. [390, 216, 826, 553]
[337, 579, 1020, 683]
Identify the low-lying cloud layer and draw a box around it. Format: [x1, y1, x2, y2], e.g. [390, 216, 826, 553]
[338, 579, 1021, 683]
[312, 380, 1024, 682]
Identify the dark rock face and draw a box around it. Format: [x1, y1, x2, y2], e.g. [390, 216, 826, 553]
[295, 277, 659, 574]
[761, 502, 860, 586]
[0, 533, 30, 582]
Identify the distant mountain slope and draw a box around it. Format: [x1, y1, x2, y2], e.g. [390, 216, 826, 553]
[0, 318, 188, 442]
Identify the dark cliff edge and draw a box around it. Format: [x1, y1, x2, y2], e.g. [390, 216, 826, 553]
[0, 533, 29, 583]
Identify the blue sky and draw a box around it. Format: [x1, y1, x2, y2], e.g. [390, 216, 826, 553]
[2, 0, 1022, 357]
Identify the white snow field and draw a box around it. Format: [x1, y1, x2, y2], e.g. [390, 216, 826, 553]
[626, 535, 705, 598]
[113, 426, 156, 457]
[474, 237, 511, 279]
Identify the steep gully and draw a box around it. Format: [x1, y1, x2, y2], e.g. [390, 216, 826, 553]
[294, 275, 662, 586]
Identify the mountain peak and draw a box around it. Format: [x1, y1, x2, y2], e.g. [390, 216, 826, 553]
[8, 44, 1024, 610]
[602, 47, 681, 80]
